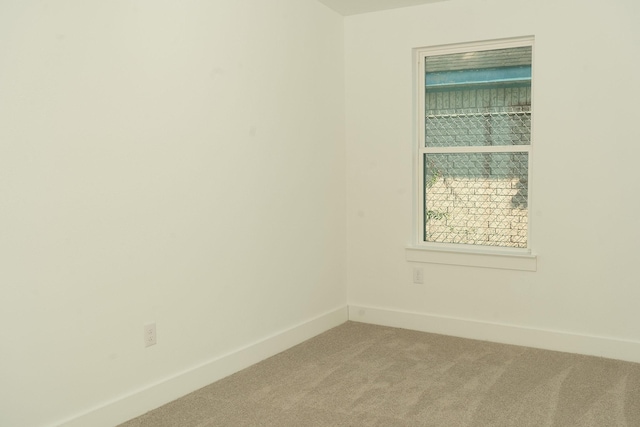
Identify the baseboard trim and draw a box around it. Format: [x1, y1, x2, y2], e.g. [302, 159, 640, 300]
[56, 306, 348, 427]
[348, 305, 640, 364]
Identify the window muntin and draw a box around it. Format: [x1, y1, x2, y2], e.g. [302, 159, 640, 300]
[417, 40, 532, 250]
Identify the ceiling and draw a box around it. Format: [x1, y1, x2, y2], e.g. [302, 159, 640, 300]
[316, 0, 447, 16]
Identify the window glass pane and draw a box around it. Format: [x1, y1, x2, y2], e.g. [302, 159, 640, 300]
[424, 152, 528, 248]
[425, 46, 532, 147]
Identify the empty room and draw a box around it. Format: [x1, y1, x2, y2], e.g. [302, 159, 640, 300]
[1, 0, 639, 426]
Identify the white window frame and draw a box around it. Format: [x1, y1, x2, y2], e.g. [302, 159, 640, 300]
[407, 37, 537, 271]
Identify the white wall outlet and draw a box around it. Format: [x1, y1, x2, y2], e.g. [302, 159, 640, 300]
[413, 267, 424, 284]
[144, 323, 157, 347]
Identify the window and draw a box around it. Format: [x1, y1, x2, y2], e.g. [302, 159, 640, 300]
[415, 38, 533, 254]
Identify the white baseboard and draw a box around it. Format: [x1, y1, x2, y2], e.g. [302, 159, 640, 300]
[56, 306, 348, 427]
[348, 305, 640, 364]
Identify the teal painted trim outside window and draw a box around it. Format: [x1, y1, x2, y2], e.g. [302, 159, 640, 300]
[426, 65, 532, 88]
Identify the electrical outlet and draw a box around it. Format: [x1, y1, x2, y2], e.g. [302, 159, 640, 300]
[413, 267, 424, 284]
[144, 323, 157, 347]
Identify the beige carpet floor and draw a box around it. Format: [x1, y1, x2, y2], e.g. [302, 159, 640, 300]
[119, 321, 640, 426]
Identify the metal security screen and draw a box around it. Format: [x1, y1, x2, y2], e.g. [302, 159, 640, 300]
[421, 45, 532, 248]
[426, 105, 531, 147]
[424, 152, 529, 247]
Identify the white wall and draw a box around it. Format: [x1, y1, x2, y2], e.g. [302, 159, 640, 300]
[346, 0, 640, 359]
[0, 1, 345, 426]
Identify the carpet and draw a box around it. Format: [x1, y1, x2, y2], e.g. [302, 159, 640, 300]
[120, 321, 640, 426]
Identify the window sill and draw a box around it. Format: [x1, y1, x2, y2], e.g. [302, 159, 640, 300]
[405, 246, 537, 271]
